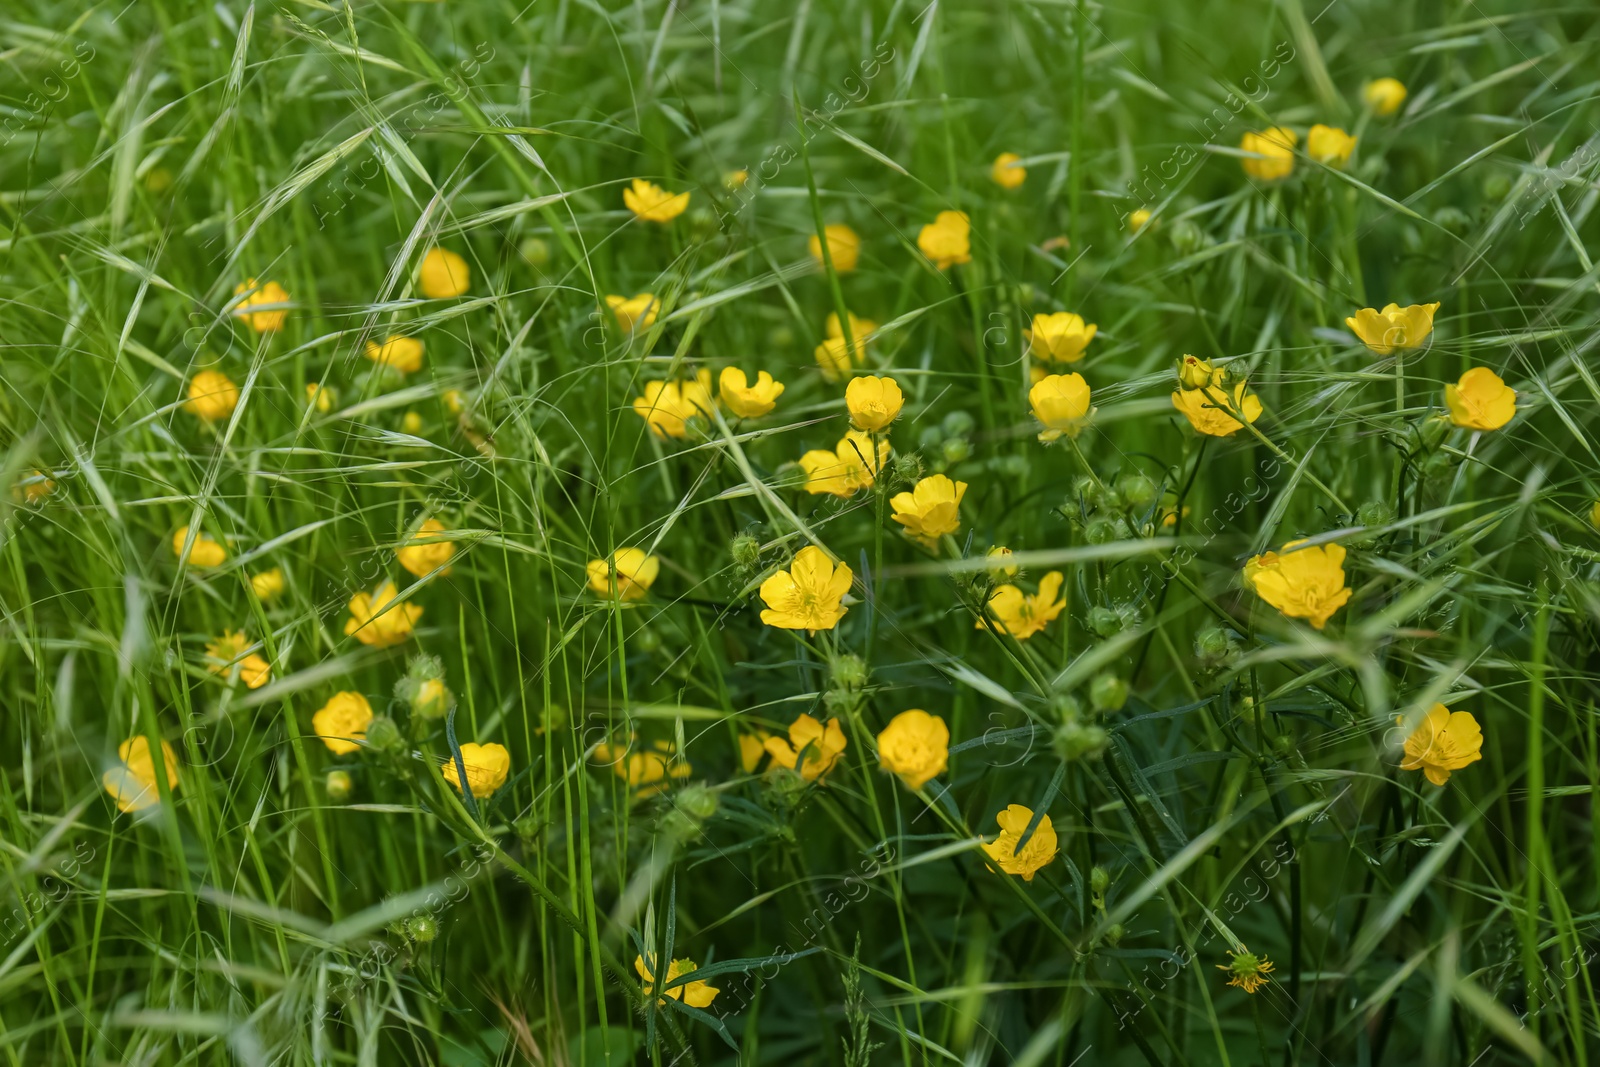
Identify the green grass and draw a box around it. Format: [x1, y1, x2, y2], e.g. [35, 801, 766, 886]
[2, 0, 1600, 1063]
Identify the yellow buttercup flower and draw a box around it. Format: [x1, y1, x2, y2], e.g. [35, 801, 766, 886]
[397, 518, 455, 578]
[401, 411, 423, 434]
[800, 430, 890, 499]
[633, 370, 714, 439]
[1345, 302, 1440, 355]
[443, 389, 465, 415]
[917, 210, 972, 270]
[1026, 312, 1097, 363]
[594, 737, 692, 797]
[765, 713, 847, 781]
[1177, 354, 1224, 390]
[1363, 77, 1407, 116]
[738, 731, 771, 773]
[12, 469, 55, 504]
[876, 709, 949, 791]
[312, 691, 373, 756]
[986, 545, 1018, 578]
[891, 474, 966, 546]
[344, 581, 422, 647]
[250, 568, 285, 602]
[991, 152, 1026, 189]
[365, 334, 424, 374]
[1444, 367, 1515, 431]
[586, 548, 660, 601]
[1029, 373, 1092, 442]
[607, 292, 659, 332]
[305, 382, 335, 412]
[1244, 539, 1352, 630]
[419, 247, 470, 298]
[719, 367, 785, 418]
[1219, 946, 1275, 994]
[846, 375, 904, 432]
[1307, 124, 1356, 167]
[623, 177, 690, 223]
[172, 525, 227, 568]
[1239, 127, 1297, 181]
[980, 804, 1058, 881]
[815, 311, 876, 381]
[1171, 381, 1264, 437]
[185, 369, 240, 422]
[978, 571, 1065, 640]
[759, 546, 852, 631]
[1128, 208, 1153, 231]
[808, 223, 860, 272]
[102, 736, 180, 813]
[232, 279, 289, 332]
[442, 742, 512, 798]
[636, 954, 719, 1008]
[205, 631, 271, 690]
[1398, 703, 1484, 786]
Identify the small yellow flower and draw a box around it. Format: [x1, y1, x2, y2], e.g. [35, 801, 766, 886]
[800, 430, 890, 499]
[636, 954, 719, 1008]
[632, 371, 714, 439]
[443, 389, 465, 415]
[1177, 354, 1224, 390]
[765, 713, 847, 781]
[102, 736, 180, 813]
[978, 571, 1065, 640]
[1029, 373, 1092, 442]
[1363, 77, 1407, 117]
[419, 247, 470, 299]
[986, 545, 1018, 578]
[305, 382, 335, 412]
[1345, 302, 1440, 355]
[1244, 539, 1352, 630]
[312, 691, 373, 756]
[1128, 208, 1154, 231]
[1444, 367, 1516, 431]
[814, 311, 876, 381]
[185, 369, 240, 422]
[12, 469, 55, 504]
[397, 518, 455, 578]
[846, 374, 904, 432]
[876, 709, 949, 791]
[991, 152, 1026, 190]
[205, 631, 271, 690]
[719, 367, 785, 418]
[1171, 381, 1264, 437]
[344, 581, 422, 647]
[442, 742, 512, 798]
[586, 548, 660, 600]
[980, 804, 1058, 881]
[759, 546, 852, 631]
[1239, 127, 1297, 181]
[1219, 946, 1275, 994]
[606, 292, 659, 332]
[250, 568, 285, 602]
[366, 334, 424, 374]
[917, 210, 972, 270]
[724, 169, 749, 190]
[808, 223, 860, 272]
[172, 525, 227, 568]
[1025, 312, 1097, 363]
[1307, 124, 1356, 167]
[1399, 703, 1484, 786]
[891, 474, 967, 546]
[595, 737, 693, 797]
[401, 411, 423, 434]
[232, 279, 289, 332]
[623, 177, 690, 223]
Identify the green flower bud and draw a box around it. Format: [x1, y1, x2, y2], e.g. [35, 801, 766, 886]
[405, 914, 439, 944]
[658, 808, 701, 843]
[940, 437, 971, 466]
[1117, 473, 1158, 511]
[634, 627, 662, 654]
[942, 410, 976, 438]
[325, 769, 354, 803]
[1104, 922, 1126, 946]
[1482, 173, 1512, 201]
[1083, 517, 1118, 545]
[1090, 866, 1110, 894]
[365, 715, 403, 753]
[891, 452, 923, 486]
[518, 236, 551, 269]
[1194, 626, 1233, 663]
[1168, 218, 1204, 255]
[1086, 605, 1124, 638]
[1052, 720, 1109, 762]
[767, 324, 795, 350]
[1356, 500, 1394, 531]
[1089, 673, 1129, 714]
[675, 783, 720, 822]
[917, 425, 946, 451]
[831, 653, 869, 691]
[730, 533, 761, 570]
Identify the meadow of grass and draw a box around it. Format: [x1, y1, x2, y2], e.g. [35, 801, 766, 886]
[3, 0, 1600, 1063]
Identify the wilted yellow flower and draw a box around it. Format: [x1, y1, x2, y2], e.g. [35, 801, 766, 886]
[250, 568, 285, 602]
[636, 954, 719, 1008]
[102, 736, 180, 813]
[1345, 302, 1440, 355]
[1025, 312, 1097, 363]
[1171, 381, 1264, 437]
[419, 247, 470, 298]
[891, 474, 966, 546]
[724, 169, 749, 190]
[876, 709, 949, 791]
[844, 375, 904, 432]
[586, 548, 660, 600]
[917, 210, 972, 270]
[1029, 373, 1092, 442]
[206, 631, 271, 690]
[1239, 127, 1297, 181]
[1219, 946, 1275, 994]
[1244, 540, 1352, 630]
[366, 334, 424, 374]
[172, 525, 227, 568]
[979, 571, 1065, 640]
[1444, 367, 1515, 431]
[980, 804, 1058, 881]
[12, 469, 55, 504]
[765, 713, 847, 781]
[719, 367, 785, 418]
[397, 518, 455, 578]
[232, 279, 289, 332]
[1177, 354, 1224, 390]
[442, 742, 511, 798]
[759, 546, 851, 631]
[623, 178, 690, 223]
[1128, 208, 1153, 231]
[808, 223, 860, 272]
[594, 737, 692, 797]
[607, 292, 659, 332]
[1399, 703, 1484, 786]
[800, 430, 890, 498]
[185, 369, 240, 422]
[1307, 124, 1356, 167]
[991, 152, 1026, 189]
[986, 545, 1018, 578]
[344, 581, 422, 647]
[1363, 77, 1407, 116]
[312, 691, 373, 756]
[305, 382, 335, 412]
